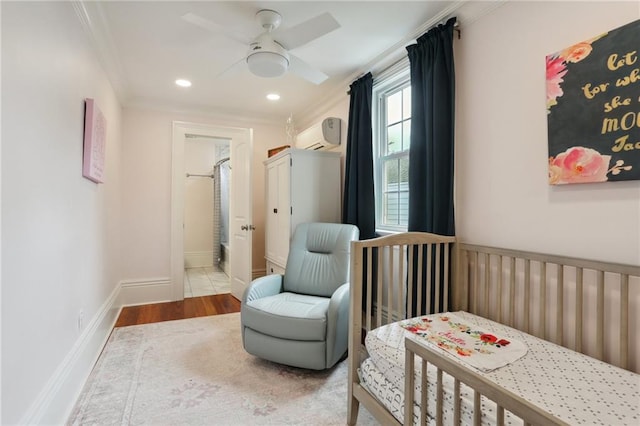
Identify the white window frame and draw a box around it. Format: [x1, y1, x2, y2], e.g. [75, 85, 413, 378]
[372, 66, 411, 234]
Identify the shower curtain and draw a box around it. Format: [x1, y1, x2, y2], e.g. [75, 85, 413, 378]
[212, 162, 222, 267]
[212, 157, 230, 267]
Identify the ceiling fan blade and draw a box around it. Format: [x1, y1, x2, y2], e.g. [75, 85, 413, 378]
[288, 54, 329, 85]
[181, 12, 251, 46]
[216, 56, 248, 79]
[275, 12, 340, 50]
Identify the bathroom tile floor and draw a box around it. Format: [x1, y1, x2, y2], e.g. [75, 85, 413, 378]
[184, 266, 230, 298]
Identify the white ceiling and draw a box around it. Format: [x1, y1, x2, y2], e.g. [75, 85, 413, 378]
[83, 1, 468, 123]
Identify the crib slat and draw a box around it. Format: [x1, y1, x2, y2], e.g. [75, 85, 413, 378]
[473, 391, 481, 426]
[484, 253, 490, 318]
[387, 246, 392, 324]
[404, 346, 415, 426]
[556, 264, 564, 346]
[399, 244, 405, 322]
[509, 256, 516, 327]
[575, 267, 583, 353]
[408, 246, 415, 318]
[497, 255, 503, 324]
[376, 247, 383, 329]
[524, 259, 530, 333]
[427, 244, 433, 314]
[497, 404, 505, 426]
[417, 245, 424, 315]
[473, 252, 479, 314]
[436, 369, 443, 426]
[421, 361, 428, 425]
[540, 262, 547, 340]
[596, 270, 604, 360]
[454, 378, 461, 425]
[366, 248, 372, 332]
[435, 244, 441, 313]
[620, 273, 629, 369]
[443, 243, 450, 312]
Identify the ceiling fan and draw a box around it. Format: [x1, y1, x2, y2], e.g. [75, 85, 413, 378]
[182, 9, 340, 84]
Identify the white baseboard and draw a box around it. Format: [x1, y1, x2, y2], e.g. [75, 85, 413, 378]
[20, 283, 122, 425]
[184, 251, 214, 268]
[119, 277, 173, 306]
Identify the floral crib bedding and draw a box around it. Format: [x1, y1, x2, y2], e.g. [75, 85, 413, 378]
[362, 310, 639, 425]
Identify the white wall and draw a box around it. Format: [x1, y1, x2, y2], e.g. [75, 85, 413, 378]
[455, 1, 640, 265]
[1, 2, 123, 424]
[120, 107, 285, 286]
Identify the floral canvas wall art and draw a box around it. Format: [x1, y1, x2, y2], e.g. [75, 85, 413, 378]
[546, 19, 639, 185]
[82, 98, 107, 183]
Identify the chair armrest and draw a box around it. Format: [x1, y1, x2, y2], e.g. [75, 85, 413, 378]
[326, 282, 350, 367]
[242, 274, 283, 304]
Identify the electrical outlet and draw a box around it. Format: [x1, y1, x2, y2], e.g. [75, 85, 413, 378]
[77, 310, 84, 332]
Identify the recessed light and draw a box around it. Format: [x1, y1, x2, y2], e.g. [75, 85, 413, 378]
[266, 93, 281, 101]
[175, 79, 192, 88]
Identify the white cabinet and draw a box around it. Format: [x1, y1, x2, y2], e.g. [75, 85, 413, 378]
[264, 148, 341, 271]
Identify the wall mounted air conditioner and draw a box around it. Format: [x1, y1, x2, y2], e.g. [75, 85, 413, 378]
[295, 117, 342, 150]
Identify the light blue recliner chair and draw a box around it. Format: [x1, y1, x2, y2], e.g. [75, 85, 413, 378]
[241, 222, 359, 370]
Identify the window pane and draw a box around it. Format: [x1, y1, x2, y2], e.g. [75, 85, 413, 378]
[384, 159, 399, 185]
[387, 123, 402, 154]
[402, 87, 411, 120]
[399, 157, 409, 226]
[399, 191, 409, 226]
[387, 91, 402, 125]
[402, 120, 411, 151]
[399, 156, 409, 184]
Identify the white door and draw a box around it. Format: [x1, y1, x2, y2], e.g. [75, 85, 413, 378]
[230, 132, 253, 300]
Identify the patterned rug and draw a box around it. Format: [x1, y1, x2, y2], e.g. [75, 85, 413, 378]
[69, 313, 377, 425]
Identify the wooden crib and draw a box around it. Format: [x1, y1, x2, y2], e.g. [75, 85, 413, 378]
[347, 232, 639, 425]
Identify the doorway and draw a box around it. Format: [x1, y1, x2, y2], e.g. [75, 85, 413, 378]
[171, 122, 253, 302]
[183, 135, 231, 298]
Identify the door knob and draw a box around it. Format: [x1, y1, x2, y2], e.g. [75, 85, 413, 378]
[241, 225, 248, 231]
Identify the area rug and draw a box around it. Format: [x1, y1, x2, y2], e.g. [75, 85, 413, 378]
[69, 313, 377, 425]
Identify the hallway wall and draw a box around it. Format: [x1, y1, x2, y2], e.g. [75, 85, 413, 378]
[1, 2, 123, 423]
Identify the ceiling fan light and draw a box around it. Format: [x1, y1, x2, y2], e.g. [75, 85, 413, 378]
[247, 52, 289, 78]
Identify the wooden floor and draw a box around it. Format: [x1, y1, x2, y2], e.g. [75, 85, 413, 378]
[115, 294, 241, 327]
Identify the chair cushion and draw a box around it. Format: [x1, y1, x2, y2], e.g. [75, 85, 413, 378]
[242, 292, 330, 341]
[283, 223, 359, 297]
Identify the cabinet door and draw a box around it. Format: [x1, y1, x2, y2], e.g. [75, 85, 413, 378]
[265, 161, 280, 262]
[274, 156, 291, 266]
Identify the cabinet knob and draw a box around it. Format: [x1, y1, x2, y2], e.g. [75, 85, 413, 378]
[273, 208, 278, 213]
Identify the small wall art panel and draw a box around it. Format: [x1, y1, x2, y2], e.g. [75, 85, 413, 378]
[547, 19, 639, 185]
[82, 98, 107, 183]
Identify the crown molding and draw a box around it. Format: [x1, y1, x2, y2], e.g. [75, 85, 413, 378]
[72, 1, 129, 104]
[125, 98, 284, 127]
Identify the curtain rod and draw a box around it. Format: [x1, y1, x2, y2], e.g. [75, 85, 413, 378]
[347, 19, 460, 94]
[186, 173, 213, 178]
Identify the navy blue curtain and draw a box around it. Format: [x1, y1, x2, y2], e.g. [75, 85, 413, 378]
[406, 18, 456, 315]
[342, 72, 376, 239]
[343, 73, 377, 312]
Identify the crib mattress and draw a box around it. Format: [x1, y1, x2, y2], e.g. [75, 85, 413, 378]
[364, 311, 639, 425]
[359, 357, 524, 425]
